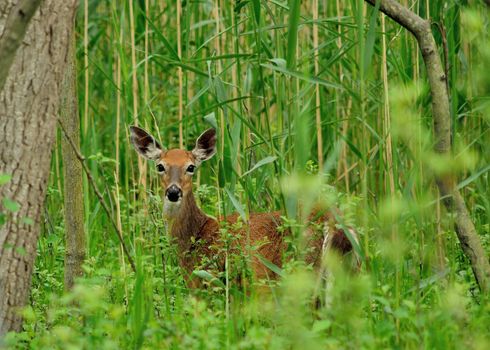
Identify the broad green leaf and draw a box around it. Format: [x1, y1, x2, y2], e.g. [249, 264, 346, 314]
[269, 58, 287, 69]
[255, 253, 284, 277]
[0, 174, 12, 186]
[3, 198, 20, 212]
[312, 320, 332, 333]
[203, 112, 218, 129]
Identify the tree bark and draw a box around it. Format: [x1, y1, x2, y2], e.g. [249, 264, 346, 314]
[364, 0, 490, 292]
[61, 33, 85, 291]
[0, 0, 43, 92]
[0, 0, 78, 335]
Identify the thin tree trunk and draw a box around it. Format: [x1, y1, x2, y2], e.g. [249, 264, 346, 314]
[364, 0, 490, 293]
[61, 33, 85, 291]
[0, 0, 78, 335]
[0, 0, 43, 92]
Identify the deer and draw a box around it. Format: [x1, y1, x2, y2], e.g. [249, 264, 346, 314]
[129, 126, 360, 288]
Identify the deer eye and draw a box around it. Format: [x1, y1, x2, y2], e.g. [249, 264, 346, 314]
[156, 164, 165, 173]
[186, 165, 196, 173]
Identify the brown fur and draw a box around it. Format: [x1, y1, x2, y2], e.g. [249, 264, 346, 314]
[129, 126, 360, 287]
[166, 189, 359, 287]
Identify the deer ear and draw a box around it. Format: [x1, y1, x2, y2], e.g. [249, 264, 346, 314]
[129, 126, 163, 161]
[192, 128, 217, 164]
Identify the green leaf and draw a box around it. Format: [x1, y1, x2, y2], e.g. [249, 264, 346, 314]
[255, 253, 284, 277]
[241, 156, 277, 177]
[185, 53, 253, 63]
[269, 58, 287, 69]
[3, 198, 20, 212]
[152, 57, 209, 77]
[251, 0, 261, 26]
[218, 160, 226, 188]
[363, 0, 380, 73]
[46, 234, 59, 245]
[143, 15, 179, 60]
[192, 270, 226, 288]
[286, 0, 301, 69]
[15, 246, 27, 256]
[225, 188, 246, 221]
[187, 84, 210, 108]
[235, 0, 250, 14]
[223, 130, 233, 186]
[0, 174, 12, 186]
[457, 164, 490, 190]
[312, 319, 332, 333]
[214, 76, 228, 119]
[269, 0, 289, 10]
[21, 217, 34, 226]
[261, 63, 342, 90]
[338, 133, 363, 161]
[203, 112, 218, 129]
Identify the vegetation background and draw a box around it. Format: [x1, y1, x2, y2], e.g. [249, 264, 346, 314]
[4, 0, 490, 348]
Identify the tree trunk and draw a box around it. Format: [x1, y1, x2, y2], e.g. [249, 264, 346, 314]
[364, 0, 490, 293]
[0, 0, 43, 92]
[61, 33, 85, 291]
[0, 0, 78, 335]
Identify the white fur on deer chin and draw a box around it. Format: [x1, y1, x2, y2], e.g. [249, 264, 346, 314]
[163, 198, 182, 219]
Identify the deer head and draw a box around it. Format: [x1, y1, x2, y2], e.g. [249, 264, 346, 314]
[129, 126, 216, 213]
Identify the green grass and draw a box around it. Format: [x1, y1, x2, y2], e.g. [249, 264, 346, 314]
[4, 0, 490, 349]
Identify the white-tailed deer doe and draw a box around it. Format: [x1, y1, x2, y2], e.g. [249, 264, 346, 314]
[130, 126, 360, 287]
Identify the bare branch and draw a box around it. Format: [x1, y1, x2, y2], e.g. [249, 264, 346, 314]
[364, 0, 490, 292]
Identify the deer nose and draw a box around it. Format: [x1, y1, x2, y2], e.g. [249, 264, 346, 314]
[166, 185, 182, 202]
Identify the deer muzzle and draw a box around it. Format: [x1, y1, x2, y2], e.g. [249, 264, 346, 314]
[166, 184, 182, 202]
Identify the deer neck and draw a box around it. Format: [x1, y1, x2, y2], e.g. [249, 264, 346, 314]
[165, 191, 209, 246]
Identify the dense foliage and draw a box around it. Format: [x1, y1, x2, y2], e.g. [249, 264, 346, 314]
[4, 0, 490, 348]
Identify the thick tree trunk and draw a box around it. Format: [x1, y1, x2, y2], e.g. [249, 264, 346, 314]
[364, 0, 490, 292]
[61, 34, 85, 291]
[0, 0, 78, 335]
[0, 0, 43, 92]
